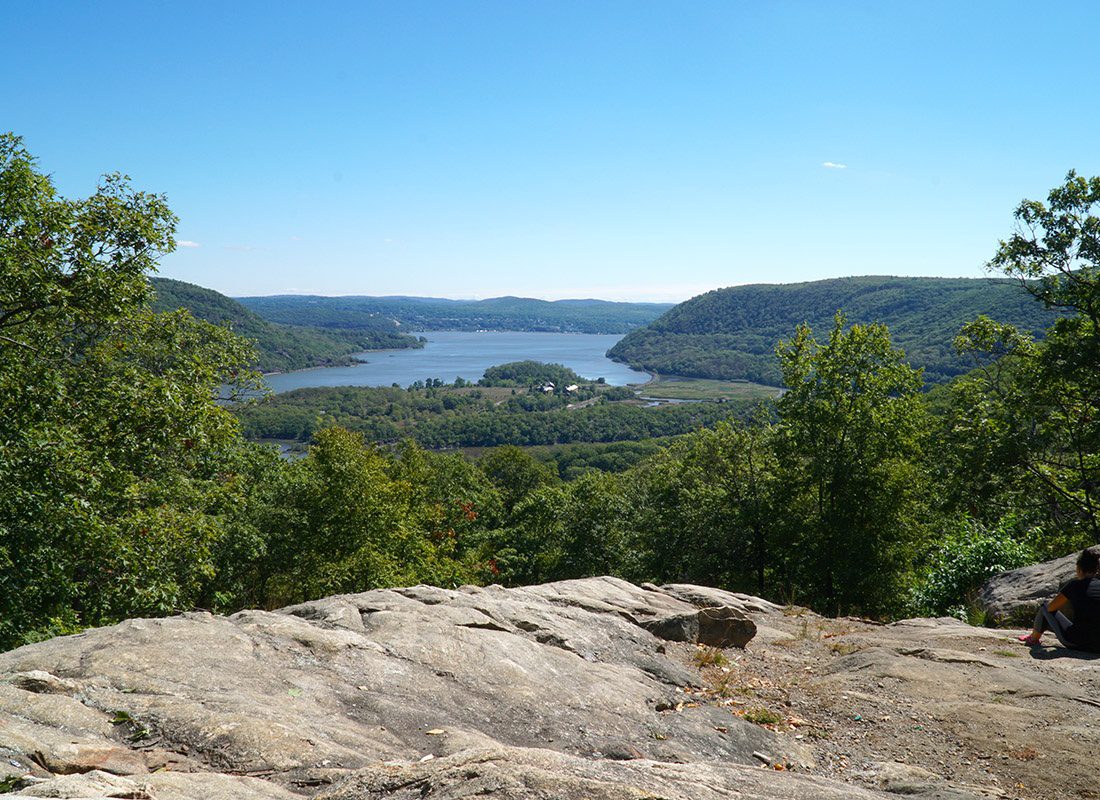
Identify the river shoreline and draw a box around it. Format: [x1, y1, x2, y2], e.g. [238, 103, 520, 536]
[261, 330, 650, 393]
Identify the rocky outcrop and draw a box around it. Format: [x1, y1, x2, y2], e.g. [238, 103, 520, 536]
[979, 545, 1100, 624]
[1, 576, 1096, 800]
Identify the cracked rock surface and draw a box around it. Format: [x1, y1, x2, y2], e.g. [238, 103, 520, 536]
[1, 576, 1095, 799]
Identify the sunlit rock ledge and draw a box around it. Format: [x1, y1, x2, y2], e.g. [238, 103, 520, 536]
[1, 575, 1096, 799]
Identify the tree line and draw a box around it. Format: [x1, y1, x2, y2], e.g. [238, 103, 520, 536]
[237, 294, 672, 335]
[235, 381, 745, 448]
[3, 134, 1098, 648]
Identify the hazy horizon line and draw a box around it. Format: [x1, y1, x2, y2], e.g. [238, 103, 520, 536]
[156, 270, 1008, 306]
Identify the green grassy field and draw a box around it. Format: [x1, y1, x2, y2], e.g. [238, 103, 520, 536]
[638, 376, 781, 402]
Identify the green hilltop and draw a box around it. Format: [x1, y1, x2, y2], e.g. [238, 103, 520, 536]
[150, 277, 421, 373]
[607, 275, 1057, 386]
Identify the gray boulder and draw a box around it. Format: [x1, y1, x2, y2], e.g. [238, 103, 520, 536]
[640, 606, 756, 648]
[698, 605, 757, 648]
[978, 545, 1100, 625]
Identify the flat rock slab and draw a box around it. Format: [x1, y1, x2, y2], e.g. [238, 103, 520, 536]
[0, 577, 815, 799]
[4, 576, 1094, 799]
[786, 614, 1100, 799]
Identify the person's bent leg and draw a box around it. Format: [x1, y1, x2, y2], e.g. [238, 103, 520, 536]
[1021, 606, 1049, 644]
[1040, 605, 1076, 648]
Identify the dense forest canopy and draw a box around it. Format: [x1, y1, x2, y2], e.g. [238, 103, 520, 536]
[608, 275, 1057, 386]
[237, 293, 672, 334]
[234, 381, 747, 448]
[3, 135, 1100, 651]
[151, 277, 421, 373]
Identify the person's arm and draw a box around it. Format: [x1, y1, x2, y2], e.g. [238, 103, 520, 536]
[1049, 592, 1070, 613]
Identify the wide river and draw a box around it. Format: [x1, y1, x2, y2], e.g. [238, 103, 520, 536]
[264, 331, 649, 393]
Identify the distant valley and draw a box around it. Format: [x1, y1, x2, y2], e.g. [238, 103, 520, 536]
[157, 274, 1057, 389]
[152, 279, 674, 374]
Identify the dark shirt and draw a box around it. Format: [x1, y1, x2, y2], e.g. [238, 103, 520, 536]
[1059, 576, 1100, 651]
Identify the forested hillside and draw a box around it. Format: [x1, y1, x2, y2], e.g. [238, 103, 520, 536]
[237, 294, 672, 334]
[152, 278, 420, 372]
[608, 276, 1056, 385]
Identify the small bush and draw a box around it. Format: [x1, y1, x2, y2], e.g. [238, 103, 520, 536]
[911, 516, 1035, 619]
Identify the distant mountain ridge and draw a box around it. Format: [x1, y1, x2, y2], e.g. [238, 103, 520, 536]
[150, 278, 421, 373]
[607, 275, 1057, 386]
[236, 294, 673, 334]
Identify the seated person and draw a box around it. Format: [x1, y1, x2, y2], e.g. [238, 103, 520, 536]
[1020, 549, 1100, 651]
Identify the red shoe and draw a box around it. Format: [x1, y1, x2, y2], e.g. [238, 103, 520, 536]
[1018, 634, 1040, 646]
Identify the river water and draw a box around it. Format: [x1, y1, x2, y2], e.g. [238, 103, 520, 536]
[263, 330, 649, 393]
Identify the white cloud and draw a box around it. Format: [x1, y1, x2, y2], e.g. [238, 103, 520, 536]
[822, 161, 848, 169]
[175, 240, 201, 248]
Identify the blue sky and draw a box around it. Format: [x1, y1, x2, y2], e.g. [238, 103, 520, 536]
[5, 2, 1099, 301]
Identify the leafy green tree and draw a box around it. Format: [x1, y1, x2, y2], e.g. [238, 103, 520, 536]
[935, 174, 1100, 555]
[491, 482, 569, 584]
[772, 314, 928, 615]
[478, 445, 558, 514]
[991, 171, 1100, 320]
[257, 427, 424, 606]
[630, 420, 776, 592]
[388, 439, 503, 581]
[505, 470, 632, 583]
[932, 319, 1042, 531]
[0, 134, 267, 647]
[0, 135, 173, 349]
[974, 172, 1100, 546]
[554, 470, 633, 579]
[255, 431, 502, 607]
